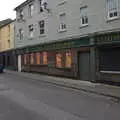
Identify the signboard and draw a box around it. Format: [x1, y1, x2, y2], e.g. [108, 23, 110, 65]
[17, 37, 90, 54]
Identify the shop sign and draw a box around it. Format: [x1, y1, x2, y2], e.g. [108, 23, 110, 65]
[18, 37, 90, 54]
[96, 33, 120, 44]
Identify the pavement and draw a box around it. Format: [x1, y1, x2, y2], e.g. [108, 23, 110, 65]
[5, 69, 120, 100]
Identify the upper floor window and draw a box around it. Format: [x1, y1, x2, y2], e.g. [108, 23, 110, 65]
[39, 20, 45, 34]
[19, 9, 24, 20]
[59, 13, 66, 31]
[80, 5, 88, 27]
[19, 29, 24, 40]
[40, 0, 43, 12]
[107, 0, 119, 20]
[40, 0, 48, 12]
[29, 4, 34, 17]
[29, 24, 34, 37]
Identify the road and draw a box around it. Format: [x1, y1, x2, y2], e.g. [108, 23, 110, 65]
[0, 72, 120, 120]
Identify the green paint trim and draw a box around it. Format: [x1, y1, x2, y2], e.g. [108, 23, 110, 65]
[17, 37, 90, 54]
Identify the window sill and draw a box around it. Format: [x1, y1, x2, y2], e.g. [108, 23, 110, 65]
[100, 70, 120, 74]
[39, 34, 46, 37]
[58, 0, 67, 6]
[106, 17, 120, 23]
[28, 36, 35, 40]
[79, 24, 88, 29]
[58, 29, 67, 33]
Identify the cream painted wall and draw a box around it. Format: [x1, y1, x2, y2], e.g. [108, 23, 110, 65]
[0, 22, 14, 52]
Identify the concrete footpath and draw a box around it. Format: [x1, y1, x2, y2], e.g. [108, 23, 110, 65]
[5, 70, 120, 100]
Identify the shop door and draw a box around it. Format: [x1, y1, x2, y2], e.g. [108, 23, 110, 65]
[78, 52, 90, 81]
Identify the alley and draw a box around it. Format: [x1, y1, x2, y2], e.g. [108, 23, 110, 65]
[0, 72, 120, 120]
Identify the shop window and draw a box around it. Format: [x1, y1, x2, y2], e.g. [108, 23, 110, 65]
[65, 52, 72, 68]
[30, 53, 34, 65]
[56, 53, 62, 68]
[36, 52, 41, 65]
[43, 52, 48, 65]
[24, 54, 27, 65]
[59, 13, 66, 32]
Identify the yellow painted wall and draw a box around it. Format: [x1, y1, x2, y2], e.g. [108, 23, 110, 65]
[0, 22, 14, 52]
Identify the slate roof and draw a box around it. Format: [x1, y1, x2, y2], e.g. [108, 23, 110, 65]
[0, 19, 13, 28]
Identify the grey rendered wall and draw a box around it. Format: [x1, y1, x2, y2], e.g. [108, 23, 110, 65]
[15, 0, 120, 48]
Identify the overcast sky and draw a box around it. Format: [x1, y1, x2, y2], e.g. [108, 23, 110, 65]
[0, 0, 25, 21]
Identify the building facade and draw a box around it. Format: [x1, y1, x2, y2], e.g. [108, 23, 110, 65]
[0, 19, 17, 70]
[11, 0, 120, 83]
[0, 19, 15, 51]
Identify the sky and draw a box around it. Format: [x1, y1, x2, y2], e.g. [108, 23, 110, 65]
[0, 0, 26, 21]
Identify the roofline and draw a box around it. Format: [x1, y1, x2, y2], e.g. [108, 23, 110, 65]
[14, 0, 34, 11]
[0, 20, 14, 28]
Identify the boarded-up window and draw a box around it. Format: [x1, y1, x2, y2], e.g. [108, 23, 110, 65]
[36, 52, 41, 65]
[65, 52, 72, 68]
[30, 53, 34, 65]
[56, 53, 62, 68]
[43, 52, 48, 65]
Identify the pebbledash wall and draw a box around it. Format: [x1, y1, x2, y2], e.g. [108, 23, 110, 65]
[5, 0, 120, 83]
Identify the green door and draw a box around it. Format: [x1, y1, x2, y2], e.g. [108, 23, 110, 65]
[78, 52, 90, 81]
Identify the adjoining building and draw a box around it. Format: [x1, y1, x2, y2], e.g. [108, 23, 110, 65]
[0, 19, 17, 70]
[1, 0, 120, 83]
[0, 19, 15, 51]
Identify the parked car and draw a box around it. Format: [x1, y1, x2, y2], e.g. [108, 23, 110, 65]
[0, 64, 4, 73]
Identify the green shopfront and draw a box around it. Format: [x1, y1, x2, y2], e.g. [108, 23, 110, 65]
[96, 32, 120, 83]
[16, 36, 96, 81]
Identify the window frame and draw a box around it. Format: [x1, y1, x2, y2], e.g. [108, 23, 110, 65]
[107, 0, 119, 20]
[19, 29, 24, 40]
[19, 9, 24, 20]
[59, 13, 67, 32]
[56, 53, 63, 68]
[65, 51, 72, 68]
[43, 52, 48, 65]
[29, 3, 34, 17]
[36, 52, 41, 65]
[29, 24, 34, 37]
[39, 20, 45, 35]
[80, 5, 88, 27]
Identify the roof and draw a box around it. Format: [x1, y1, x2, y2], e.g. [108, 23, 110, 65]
[14, 0, 34, 11]
[0, 19, 13, 28]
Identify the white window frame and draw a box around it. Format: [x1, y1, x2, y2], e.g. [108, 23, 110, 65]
[59, 13, 67, 32]
[39, 20, 45, 35]
[29, 4, 34, 17]
[40, 0, 48, 12]
[29, 25, 34, 37]
[40, 0, 43, 12]
[80, 15, 88, 27]
[19, 29, 24, 40]
[19, 9, 24, 20]
[107, 0, 119, 20]
[80, 5, 88, 27]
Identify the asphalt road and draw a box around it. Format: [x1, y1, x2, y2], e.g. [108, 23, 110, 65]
[0, 72, 120, 120]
